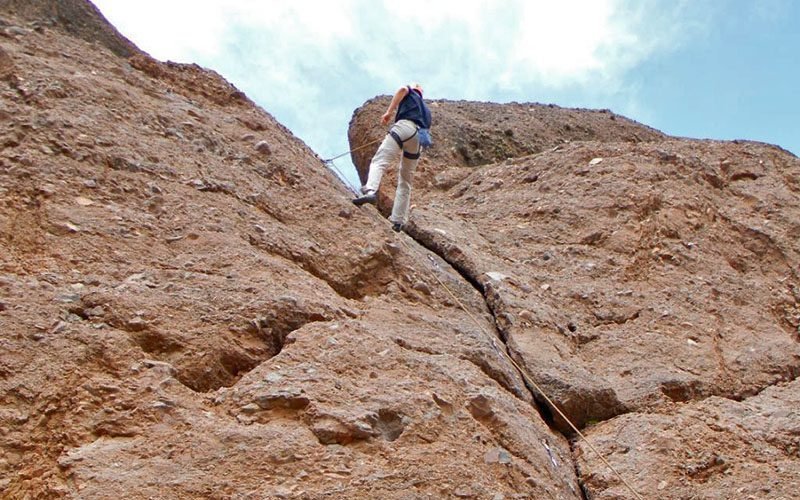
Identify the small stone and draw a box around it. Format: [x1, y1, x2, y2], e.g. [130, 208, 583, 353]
[126, 317, 147, 331]
[50, 221, 80, 235]
[485, 272, 508, 282]
[518, 310, 534, 321]
[412, 281, 432, 295]
[83, 179, 97, 188]
[255, 140, 272, 155]
[5, 26, 32, 37]
[484, 447, 512, 464]
[76, 134, 94, 147]
[271, 485, 294, 498]
[75, 196, 94, 206]
[278, 295, 298, 307]
[165, 128, 185, 140]
[540, 283, 551, 291]
[658, 480, 668, 490]
[55, 292, 80, 303]
[241, 133, 256, 142]
[38, 184, 57, 197]
[254, 389, 309, 410]
[50, 321, 68, 334]
[454, 486, 475, 498]
[240, 403, 261, 414]
[142, 359, 176, 376]
[468, 394, 494, 420]
[589, 157, 603, 165]
[310, 418, 352, 445]
[0, 301, 6, 312]
[84, 306, 104, 317]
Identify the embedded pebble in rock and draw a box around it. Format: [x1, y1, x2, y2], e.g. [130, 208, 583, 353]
[254, 140, 272, 155]
[484, 447, 512, 464]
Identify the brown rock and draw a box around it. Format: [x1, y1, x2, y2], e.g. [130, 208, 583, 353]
[3, 1, 798, 498]
[253, 389, 310, 410]
[0, 44, 14, 80]
[349, 84, 800, 493]
[254, 140, 272, 155]
[577, 379, 800, 499]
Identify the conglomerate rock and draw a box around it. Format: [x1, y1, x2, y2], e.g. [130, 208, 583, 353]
[2, 0, 800, 498]
[350, 83, 800, 498]
[0, 2, 578, 498]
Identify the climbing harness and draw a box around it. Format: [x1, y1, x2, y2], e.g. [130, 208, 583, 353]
[388, 128, 421, 160]
[390, 224, 645, 500]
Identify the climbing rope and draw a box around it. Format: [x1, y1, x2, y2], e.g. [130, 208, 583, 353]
[324, 157, 360, 195]
[392, 226, 645, 500]
[322, 138, 385, 195]
[323, 137, 383, 163]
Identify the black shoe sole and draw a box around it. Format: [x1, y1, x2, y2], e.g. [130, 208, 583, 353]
[353, 195, 376, 206]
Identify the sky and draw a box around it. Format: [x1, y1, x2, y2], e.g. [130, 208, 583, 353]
[92, 0, 799, 188]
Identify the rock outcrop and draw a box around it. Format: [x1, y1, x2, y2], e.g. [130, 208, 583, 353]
[0, 0, 139, 57]
[350, 89, 800, 497]
[1, 2, 577, 498]
[2, 0, 799, 498]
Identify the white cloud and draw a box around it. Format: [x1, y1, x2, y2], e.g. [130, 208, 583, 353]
[93, 0, 710, 186]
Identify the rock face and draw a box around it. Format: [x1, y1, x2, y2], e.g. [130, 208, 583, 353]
[0, 0, 139, 57]
[2, 1, 799, 499]
[0, 2, 576, 498]
[350, 94, 800, 496]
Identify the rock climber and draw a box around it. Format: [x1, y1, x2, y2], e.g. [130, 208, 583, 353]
[353, 83, 432, 232]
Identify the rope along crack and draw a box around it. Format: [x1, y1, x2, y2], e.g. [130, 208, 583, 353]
[394, 228, 645, 500]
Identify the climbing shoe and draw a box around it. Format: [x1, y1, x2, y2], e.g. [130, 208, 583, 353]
[352, 192, 377, 206]
[392, 222, 403, 232]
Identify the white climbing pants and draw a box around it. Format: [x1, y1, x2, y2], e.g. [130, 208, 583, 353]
[363, 119, 420, 224]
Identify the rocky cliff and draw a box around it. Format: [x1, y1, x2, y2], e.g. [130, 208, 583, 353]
[350, 93, 800, 498]
[1, 1, 798, 499]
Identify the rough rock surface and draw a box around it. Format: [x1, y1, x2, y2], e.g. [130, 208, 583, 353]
[3, 1, 800, 498]
[350, 89, 800, 496]
[1, 2, 578, 498]
[0, 0, 138, 57]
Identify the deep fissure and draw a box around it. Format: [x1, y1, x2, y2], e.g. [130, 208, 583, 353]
[402, 222, 589, 496]
[400, 211, 800, 500]
[402, 224, 558, 429]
